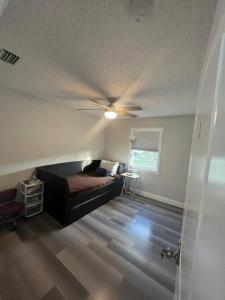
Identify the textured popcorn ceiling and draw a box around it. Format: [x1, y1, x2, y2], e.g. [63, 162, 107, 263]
[0, 0, 216, 118]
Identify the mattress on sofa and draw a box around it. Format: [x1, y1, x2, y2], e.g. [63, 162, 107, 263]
[66, 172, 115, 193]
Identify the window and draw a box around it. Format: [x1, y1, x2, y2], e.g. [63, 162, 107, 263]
[130, 128, 163, 174]
[131, 149, 159, 173]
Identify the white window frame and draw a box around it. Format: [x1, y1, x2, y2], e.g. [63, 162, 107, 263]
[130, 127, 163, 175]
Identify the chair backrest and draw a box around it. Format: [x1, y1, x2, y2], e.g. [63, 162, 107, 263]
[0, 188, 17, 204]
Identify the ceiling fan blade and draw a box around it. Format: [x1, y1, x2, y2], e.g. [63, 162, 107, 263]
[107, 97, 119, 104]
[78, 108, 104, 111]
[89, 98, 108, 108]
[115, 106, 143, 111]
[117, 111, 138, 118]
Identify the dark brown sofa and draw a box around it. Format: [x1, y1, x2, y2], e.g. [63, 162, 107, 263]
[36, 160, 125, 226]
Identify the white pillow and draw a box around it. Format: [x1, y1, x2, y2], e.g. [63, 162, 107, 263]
[100, 160, 119, 176]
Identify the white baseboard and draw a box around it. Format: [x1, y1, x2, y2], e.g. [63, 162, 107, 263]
[137, 190, 184, 209]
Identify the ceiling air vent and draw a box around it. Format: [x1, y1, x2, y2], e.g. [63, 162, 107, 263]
[0, 48, 20, 65]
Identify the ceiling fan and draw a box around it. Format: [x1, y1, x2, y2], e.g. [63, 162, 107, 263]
[78, 97, 143, 119]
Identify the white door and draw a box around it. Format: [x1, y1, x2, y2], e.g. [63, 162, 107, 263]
[177, 5, 225, 300]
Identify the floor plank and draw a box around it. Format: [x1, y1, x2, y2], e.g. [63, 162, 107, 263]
[0, 195, 182, 300]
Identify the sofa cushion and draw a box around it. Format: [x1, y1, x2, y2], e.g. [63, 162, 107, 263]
[66, 172, 115, 193]
[94, 167, 109, 176]
[100, 160, 119, 175]
[83, 160, 101, 173]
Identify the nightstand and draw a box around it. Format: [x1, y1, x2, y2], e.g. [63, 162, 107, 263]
[20, 179, 44, 217]
[120, 172, 140, 197]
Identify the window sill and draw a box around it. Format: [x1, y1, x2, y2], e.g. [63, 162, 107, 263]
[136, 168, 159, 175]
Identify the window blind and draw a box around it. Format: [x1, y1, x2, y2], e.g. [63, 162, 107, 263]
[131, 131, 160, 152]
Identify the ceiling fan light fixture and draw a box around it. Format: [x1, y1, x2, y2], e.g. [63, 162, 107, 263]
[104, 110, 117, 119]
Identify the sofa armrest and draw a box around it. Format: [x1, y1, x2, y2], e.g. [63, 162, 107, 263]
[36, 167, 70, 224]
[36, 167, 69, 198]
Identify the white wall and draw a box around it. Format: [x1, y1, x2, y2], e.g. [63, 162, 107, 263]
[0, 86, 194, 207]
[104, 115, 194, 206]
[0, 87, 106, 190]
[178, 1, 225, 299]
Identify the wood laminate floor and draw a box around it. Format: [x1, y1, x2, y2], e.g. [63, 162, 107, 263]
[0, 195, 183, 300]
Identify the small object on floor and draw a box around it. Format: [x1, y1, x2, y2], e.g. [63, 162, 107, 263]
[0, 188, 24, 230]
[160, 241, 181, 266]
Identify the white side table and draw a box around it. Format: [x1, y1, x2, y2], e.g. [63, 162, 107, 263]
[20, 179, 44, 217]
[120, 172, 140, 197]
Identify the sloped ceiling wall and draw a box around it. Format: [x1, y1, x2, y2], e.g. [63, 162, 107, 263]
[0, 86, 107, 189]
